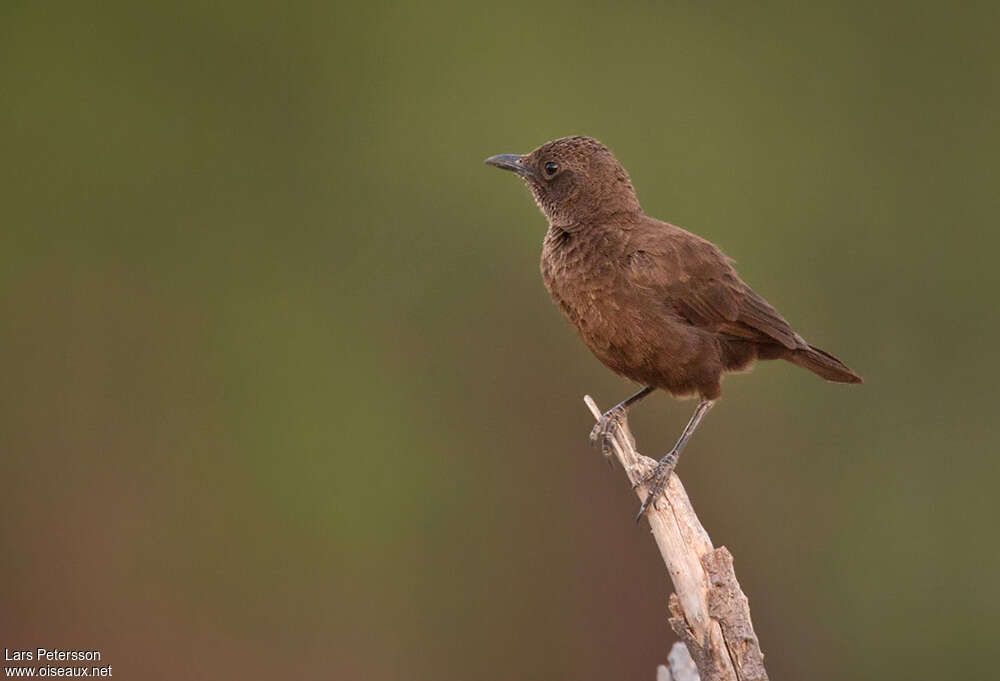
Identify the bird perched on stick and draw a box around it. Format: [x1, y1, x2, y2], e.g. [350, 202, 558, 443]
[486, 136, 861, 521]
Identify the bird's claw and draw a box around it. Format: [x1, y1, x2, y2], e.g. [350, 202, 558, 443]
[590, 406, 626, 458]
[633, 452, 678, 522]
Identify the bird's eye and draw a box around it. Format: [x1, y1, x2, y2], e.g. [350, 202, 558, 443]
[544, 161, 559, 176]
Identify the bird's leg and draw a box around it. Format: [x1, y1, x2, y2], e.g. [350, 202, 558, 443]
[634, 399, 715, 522]
[589, 386, 655, 459]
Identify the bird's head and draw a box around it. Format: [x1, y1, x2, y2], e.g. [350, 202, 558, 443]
[485, 136, 642, 230]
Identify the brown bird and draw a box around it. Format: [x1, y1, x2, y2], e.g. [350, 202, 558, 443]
[486, 136, 861, 521]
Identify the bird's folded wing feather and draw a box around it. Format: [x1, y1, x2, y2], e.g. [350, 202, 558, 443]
[629, 227, 804, 350]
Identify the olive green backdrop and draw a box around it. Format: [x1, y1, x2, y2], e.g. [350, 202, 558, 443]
[2, 2, 998, 679]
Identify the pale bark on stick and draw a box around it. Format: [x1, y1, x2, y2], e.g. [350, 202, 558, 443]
[583, 396, 768, 681]
[657, 642, 700, 681]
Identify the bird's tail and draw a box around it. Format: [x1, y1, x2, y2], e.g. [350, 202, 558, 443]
[788, 344, 863, 384]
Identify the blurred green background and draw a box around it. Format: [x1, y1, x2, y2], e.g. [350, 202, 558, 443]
[2, 1, 998, 679]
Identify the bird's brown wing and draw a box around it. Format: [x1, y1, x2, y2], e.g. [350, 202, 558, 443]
[630, 226, 804, 349]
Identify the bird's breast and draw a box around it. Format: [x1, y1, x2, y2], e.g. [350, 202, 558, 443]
[540, 232, 619, 323]
[539, 226, 705, 389]
[540, 231, 644, 365]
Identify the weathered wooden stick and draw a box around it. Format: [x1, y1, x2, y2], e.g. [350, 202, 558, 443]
[584, 395, 768, 681]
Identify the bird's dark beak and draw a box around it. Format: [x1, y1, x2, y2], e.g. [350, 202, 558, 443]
[484, 154, 533, 178]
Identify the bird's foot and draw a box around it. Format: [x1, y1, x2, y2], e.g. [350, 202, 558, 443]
[589, 406, 626, 459]
[632, 450, 679, 522]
